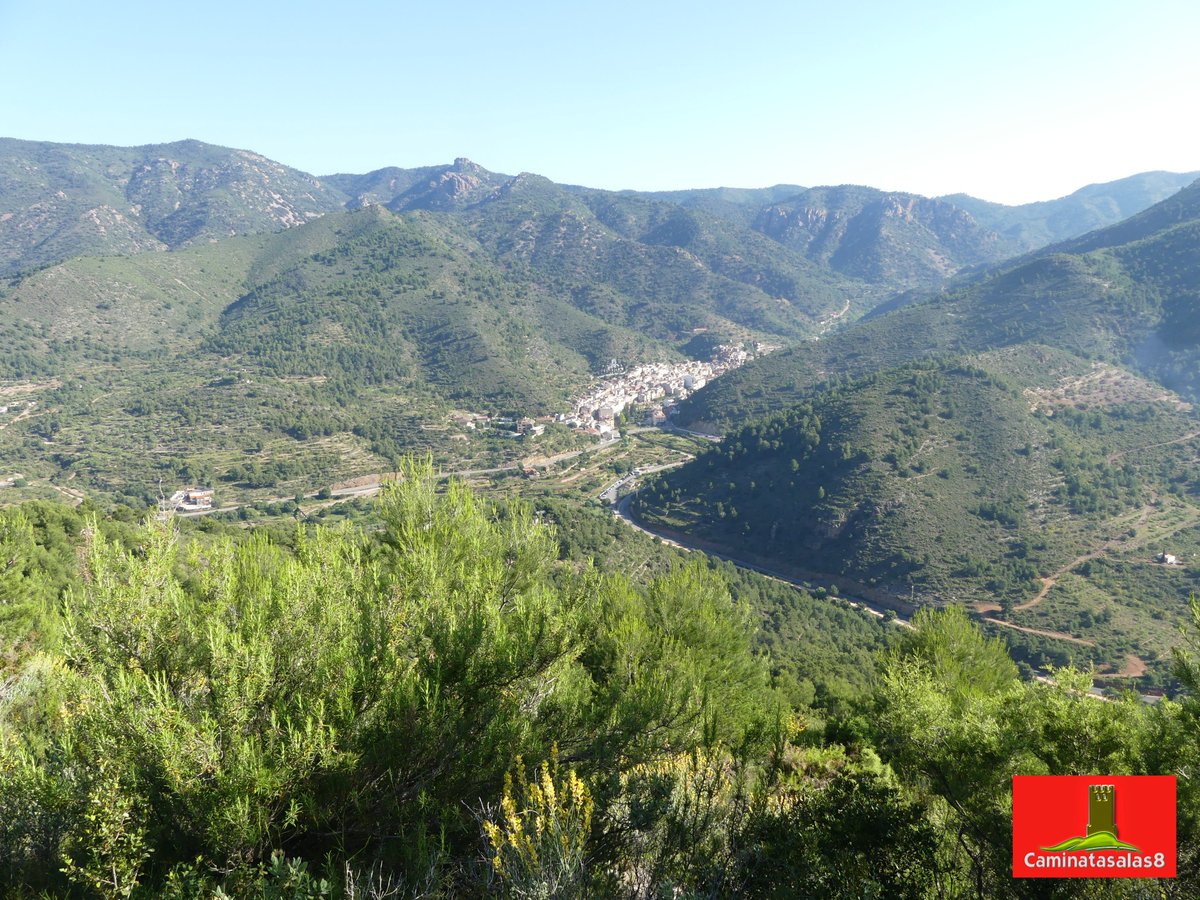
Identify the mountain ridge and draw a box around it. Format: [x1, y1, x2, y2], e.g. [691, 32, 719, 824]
[3, 136, 1195, 293]
[676, 177, 1200, 431]
[0, 137, 346, 274]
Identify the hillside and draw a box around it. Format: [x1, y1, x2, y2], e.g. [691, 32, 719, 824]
[0, 203, 679, 505]
[679, 180, 1200, 431]
[746, 175, 1200, 290]
[4, 138, 1199, 528]
[943, 171, 1200, 253]
[0, 190, 861, 506]
[0, 184, 864, 384]
[202, 206, 652, 409]
[635, 347, 1200, 680]
[458, 175, 869, 336]
[4, 136, 1192, 301]
[751, 185, 1009, 287]
[0, 142, 873, 349]
[0, 138, 347, 274]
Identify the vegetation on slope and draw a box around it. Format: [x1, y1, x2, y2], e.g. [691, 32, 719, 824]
[1, 471, 1198, 897]
[0, 138, 347, 274]
[0, 176, 873, 506]
[680, 180, 1200, 431]
[637, 349, 1200, 682]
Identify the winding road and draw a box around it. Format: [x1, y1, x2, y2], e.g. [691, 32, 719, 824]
[612, 491, 910, 627]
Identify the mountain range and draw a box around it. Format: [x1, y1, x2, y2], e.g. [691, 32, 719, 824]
[3, 137, 1194, 292]
[2, 135, 1200, 687]
[677, 178, 1200, 431]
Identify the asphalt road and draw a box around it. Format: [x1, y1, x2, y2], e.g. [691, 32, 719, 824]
[612, 491, 909, 627]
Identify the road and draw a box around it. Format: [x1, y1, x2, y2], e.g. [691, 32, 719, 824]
[659, 422, 722, 442]
[981, 617, 1095, 646]
[609, 490, 1164, 704]
[612, 492, 909, 627]
[175, 440, 625, 516]
[597, 458, 693, 503]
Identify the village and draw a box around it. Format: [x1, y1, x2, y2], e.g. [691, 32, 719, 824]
[559, 343, 762, 436]
[443, 343, 765, 441]
[157, 344, 768, 511]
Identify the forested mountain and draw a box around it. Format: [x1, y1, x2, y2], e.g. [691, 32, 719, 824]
[637, 348, 1200, 677]
[639, 183, 1200, 689]
[201, 206, 660, 409]
[3, 136, 1192, 301]
[0, 138, 347, 274]
[0, 189, 859, 385]
[0, 187, 864, 506]
[737, 173, 1199, 288]
[4, 138, 1198, 536]
[679, 179, 1200, 430]
[752, 185, 1009, 286]
[457, 174, 867, 335]
[944, 170, 1200, 254]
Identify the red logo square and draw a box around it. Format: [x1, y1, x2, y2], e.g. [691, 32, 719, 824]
[1013, 776, 1176, 878]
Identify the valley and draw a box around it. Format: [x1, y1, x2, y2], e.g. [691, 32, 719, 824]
[2, 142, 1198, 702]
[7, 2, 1200, 891]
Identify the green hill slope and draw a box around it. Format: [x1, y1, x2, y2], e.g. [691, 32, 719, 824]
[680, 181, 1200, 431]
[0, 138, 347, 274]
[203, 207, 653, 408]
[0, 211, 399, 374]
[942, 171, 1200, 253]
[635, 347, 1200, 679]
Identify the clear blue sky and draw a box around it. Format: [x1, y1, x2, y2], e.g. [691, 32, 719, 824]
[2, 0, 1197, 204]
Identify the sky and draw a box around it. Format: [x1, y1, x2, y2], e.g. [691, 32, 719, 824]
[1, 0, 1198, 205]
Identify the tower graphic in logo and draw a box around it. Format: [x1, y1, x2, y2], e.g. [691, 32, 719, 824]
[1087, 785, 1116, 838]
[1040, 783, 1139, 853]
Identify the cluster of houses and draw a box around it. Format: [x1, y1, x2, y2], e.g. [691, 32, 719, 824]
[560, 344, 754, 435]
[444, 344, 765, 443]
[163, 487, 214, 513]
